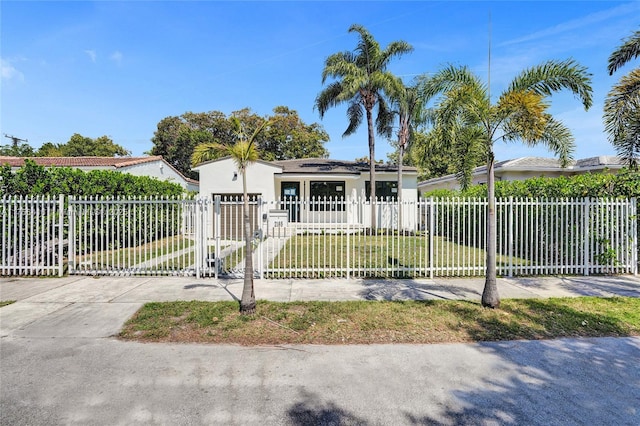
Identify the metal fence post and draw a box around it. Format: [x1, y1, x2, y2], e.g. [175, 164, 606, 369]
[428, 197, 434, 279]
[583, 198, 590, 276]
[258, 196, 264, 280]
[508, 196, 514, 278]
[632, 197, 638, 275]
[58, 194, 65, 276]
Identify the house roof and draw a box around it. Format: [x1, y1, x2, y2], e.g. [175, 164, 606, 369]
[273, 158, 417, 175]
[192, 156, 284, 171]
[0, 156, 199, 185]
[418, 156, 625, 187]
[0, 156, 164, 168]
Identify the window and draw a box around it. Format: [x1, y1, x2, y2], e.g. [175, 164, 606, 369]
[310, 181, 345, 211]
[365, 181, 398, 200]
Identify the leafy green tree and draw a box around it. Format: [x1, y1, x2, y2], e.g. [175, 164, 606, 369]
[36, 142, 64, 157]
[605, 28, 640, 168]
[315, 24, 413, 229]
[419, 60, 592, 308]
[259, 106, 329, 160]
[191, 118, 270, 315]
[150, 108, 329, 179]
[0, 142, 35, 156]
[57, 134, 130, 157]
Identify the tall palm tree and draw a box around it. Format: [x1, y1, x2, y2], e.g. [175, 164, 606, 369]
[387, 81, 425, 230]
[419, 60, 592, 308]
[605, 28, 640, 168]
[191, 117, 269, 314]
[315, 24, 412, 230]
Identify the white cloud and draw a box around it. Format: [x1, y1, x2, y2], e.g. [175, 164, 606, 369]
[500, 2, 639, 47]
[85, 50, 97, 63]
[1, 58, 25, 82]
[110, 51, 123, 65]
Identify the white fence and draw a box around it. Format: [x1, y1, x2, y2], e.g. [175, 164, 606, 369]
[1, 195, 64, 276]
[1, 196, 638, 278]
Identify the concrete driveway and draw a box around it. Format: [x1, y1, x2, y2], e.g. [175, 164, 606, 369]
[1, 275, 639, 425]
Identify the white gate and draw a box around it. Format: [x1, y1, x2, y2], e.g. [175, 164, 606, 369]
[1, 195, 64, 276]
[67, 196, 213, 277]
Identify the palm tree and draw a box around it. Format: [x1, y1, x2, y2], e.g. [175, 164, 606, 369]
[387, 81, 425, 230]
[315, 24, 413, 230]
[605, 29, 640, 168]
[191, 117, 270, 315]
[419, 60, 592, 308]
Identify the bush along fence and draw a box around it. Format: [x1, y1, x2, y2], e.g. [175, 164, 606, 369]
[0, 195, 637, 279]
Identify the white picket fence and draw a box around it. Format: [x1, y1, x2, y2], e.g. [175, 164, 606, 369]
[1, 195, 638, 278]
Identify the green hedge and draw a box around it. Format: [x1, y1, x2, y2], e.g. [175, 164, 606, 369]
[0, 160, 184, 197]
[423, 169, 639, 271]
[1, 160, 186, 255]
[423, 168, 640, 199]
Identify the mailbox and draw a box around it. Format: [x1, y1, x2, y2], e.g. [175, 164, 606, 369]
[267, 209, 289, 234]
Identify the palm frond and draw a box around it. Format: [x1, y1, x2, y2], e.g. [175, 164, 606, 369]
[191, 142, 226, 167]
[452, 125, 486, 190]
[315, 82, 346, 117]
[604, 69, 640, 167]
[497, 91, 549, 143]
[509, 59, 593, 110]
[344, 100, 364, 136]
[608, 29, 640, 75]
[375, 97, 394, 138]
[537, 117, 575, 167]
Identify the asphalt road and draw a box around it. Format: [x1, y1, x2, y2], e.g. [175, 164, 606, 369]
[2, 336, 639, 425]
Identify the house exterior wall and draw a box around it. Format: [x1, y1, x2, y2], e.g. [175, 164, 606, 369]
[196, 158, 280, 200]
[120, 162, 198, 191]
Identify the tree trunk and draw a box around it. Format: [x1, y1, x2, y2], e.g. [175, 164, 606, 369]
[367, 108, 377, 232]
[481, 149, 500, 308]
[240, 170, 256, 315]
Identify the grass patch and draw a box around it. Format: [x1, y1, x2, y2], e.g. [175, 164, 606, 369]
[269, 234, 526, 273]
[119, 297, 640, 345]
[0, 300, 16, 308]
[74, 235, 195, 269]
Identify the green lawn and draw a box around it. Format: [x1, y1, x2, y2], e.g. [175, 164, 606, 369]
[119, 297, 640, 345]
[268, 234, 527, 272]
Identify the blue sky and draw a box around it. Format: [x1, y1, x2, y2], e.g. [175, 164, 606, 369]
[1, 1, 638, 163]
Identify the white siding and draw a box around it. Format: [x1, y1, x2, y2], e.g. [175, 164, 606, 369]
[195, 158, 281, 200]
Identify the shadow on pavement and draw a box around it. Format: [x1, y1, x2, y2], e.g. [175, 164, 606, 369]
[402, 337, 640, 425]
[287, 390, 367, 425]
[358, 279, 480, 301]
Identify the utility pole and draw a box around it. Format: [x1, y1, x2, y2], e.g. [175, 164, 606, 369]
[3, 134, 28, 148]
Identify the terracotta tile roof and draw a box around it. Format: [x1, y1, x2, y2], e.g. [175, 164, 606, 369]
[0, 156, 163, 168]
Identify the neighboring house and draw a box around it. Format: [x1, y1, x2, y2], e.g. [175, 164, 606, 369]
[418, 156, 626, 195]
[193, 157, 419, 230]
[0, 156, 199, 192]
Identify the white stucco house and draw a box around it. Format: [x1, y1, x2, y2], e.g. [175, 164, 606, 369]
[418, 156, 626, 195]
[0, 156, 199, 192]
[193, 157, 419, 230]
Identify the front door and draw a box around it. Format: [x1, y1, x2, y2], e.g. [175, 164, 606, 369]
[281, 182, 300, 222]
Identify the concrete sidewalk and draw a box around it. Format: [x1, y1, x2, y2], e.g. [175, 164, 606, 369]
[1, 274, 639, 425]
[1, 274, 639, 339]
